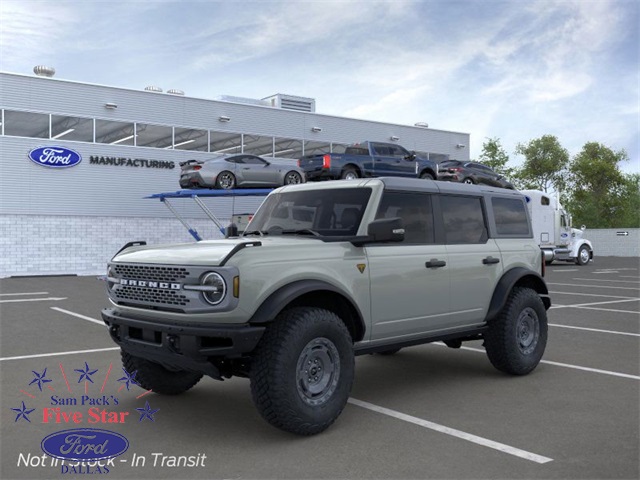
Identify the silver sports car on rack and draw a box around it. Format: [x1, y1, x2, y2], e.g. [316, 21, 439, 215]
[179, 154, 305, 189]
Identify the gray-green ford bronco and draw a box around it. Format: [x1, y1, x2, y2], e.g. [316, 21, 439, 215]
[102, 177, 551, 435]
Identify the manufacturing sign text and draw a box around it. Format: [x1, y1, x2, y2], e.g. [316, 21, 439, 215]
[28, 147, 82, 168]
[90, 156, 175, 169]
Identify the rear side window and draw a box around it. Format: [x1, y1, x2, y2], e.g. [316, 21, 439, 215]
[440, 196, 487, 244]
[491, 197, 531, 236]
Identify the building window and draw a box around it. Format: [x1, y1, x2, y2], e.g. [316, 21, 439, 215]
[273, 137, 303, 159]
[244, 134, 274, 156]
[51, 115, 94, 142]
[303, 140, 330, 156]
[210, 131, 243, 154]
[331, 143, 349, 154]
[136, 123, 173, 149]
[173, 127, 208, 151]
[95, 119, 135, 145]
[3, 110, 49, 138]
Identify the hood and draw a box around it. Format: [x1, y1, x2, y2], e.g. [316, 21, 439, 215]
[112, 236, 322, 266]
[113, 239, 248, 266]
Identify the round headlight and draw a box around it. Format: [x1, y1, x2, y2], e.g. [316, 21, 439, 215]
[201, 272, 226, 305]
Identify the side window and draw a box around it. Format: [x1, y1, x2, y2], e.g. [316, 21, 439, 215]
[226, 156, 243, 164]
[441, 195, 487, 244]
[492, 197, 531, 236]
[375, 192, 434, 244]
[242, 156, 267, 165]
[541, 196, 550, 206]
[371, 143, 391, 156]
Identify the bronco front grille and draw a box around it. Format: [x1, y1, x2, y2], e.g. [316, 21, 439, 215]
[114, 285, 190, 307]
[113, 265, 190, 282]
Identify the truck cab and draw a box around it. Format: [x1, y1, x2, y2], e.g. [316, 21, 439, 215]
[522, 190, 593, 265]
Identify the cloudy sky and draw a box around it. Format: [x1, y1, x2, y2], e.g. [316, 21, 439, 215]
[1, 0, 638, 172]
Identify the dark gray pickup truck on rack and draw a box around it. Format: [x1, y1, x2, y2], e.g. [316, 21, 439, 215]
[299, 141, 438, 182]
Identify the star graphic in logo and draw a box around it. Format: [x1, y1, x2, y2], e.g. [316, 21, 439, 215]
[117, 368, 139, 391]
[11, 401, 35, 423]
[28, 368, 52, 392]
[136, 401, 159, 422]
[74, 362, 98, 383]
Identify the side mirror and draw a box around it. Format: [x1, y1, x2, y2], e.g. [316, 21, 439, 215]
[404, 151, 417, 161]
[367, 217, 405, 243]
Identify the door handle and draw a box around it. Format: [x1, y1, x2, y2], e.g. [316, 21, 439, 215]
[482, 256, 500, 265]
[425, 259, 446, 268]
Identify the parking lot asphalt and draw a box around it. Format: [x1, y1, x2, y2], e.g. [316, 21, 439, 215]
[1, 257, 638, 479]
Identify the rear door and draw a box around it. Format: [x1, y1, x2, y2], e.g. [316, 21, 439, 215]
[437, 194, 503, 326]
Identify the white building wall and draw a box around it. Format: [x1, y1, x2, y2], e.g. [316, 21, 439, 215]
[586, 228, 640, 258]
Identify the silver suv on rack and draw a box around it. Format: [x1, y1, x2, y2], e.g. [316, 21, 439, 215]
[102, 177, 551, 435]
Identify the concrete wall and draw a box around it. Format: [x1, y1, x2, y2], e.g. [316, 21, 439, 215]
[586, 228, 640, 258]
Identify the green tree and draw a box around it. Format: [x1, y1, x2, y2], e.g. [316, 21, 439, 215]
[514, 135, 569, 193]
[478, 137, 516, 179]
[565, 142, 638, 228]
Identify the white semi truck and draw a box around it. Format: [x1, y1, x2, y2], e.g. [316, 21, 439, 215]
[521, 190, 593, 265]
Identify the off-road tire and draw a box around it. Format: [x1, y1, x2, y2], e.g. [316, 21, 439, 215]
[341, 167, 359, 180]
[121, 350, 202, 395]
[484, 287, 547, 375]
[250, 307, 354, 435]
[576, 245, 590, 266]
[419, 171, 434, 180]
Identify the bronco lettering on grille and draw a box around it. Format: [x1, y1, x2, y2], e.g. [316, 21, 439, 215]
[119, 279, 181, 290]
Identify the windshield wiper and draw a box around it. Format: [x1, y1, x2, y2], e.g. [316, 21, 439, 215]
[280, 229, 321, 237]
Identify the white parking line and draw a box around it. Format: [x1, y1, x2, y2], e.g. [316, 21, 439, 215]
[437, 344, 640, 380]
[572, 278, 640, 284]
[348, 398, 553, 464]
[549, 324, 640, 337]
[550, 269, 578, 272]
[0, 347, 120, 362]
[547, 283, 640, 291]
[549, 291, 638, 299]
[0, 292, 49, 296]
[550, 298, 640, 309]
[621, 276, 640, 279]
[0, 297, 67, 303]
[51, 307, 106, 326]
[569, 306, 640, 315]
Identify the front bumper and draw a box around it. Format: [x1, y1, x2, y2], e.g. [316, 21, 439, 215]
[102, 308, 265, 378]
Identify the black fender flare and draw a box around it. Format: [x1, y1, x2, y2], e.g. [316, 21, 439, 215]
[419, 168, 437, 179]
[485, 268, 550, 322]
[248, 280, 366, 341]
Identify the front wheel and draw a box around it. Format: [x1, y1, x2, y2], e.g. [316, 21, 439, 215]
[419, 171, 434, 180]
[250, 307, 354, 435]
[484, 287, 547, 375]
[121, 351, 202, 395]
[576, 245, 590, 265]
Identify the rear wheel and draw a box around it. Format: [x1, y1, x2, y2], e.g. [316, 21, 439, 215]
[121, 350, 202, 395]
[462, 177, 475, 185]
[284, 171, 303, 185]
[484, 287, 547, 375]
[215, 171, 236, 189]
[341, 167, 359, 180]
[250, 307, 354, 435]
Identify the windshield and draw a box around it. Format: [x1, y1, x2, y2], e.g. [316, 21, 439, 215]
[244, 188, 372, 237]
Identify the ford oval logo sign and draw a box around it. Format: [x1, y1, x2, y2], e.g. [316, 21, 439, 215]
[28, 146, 82, 168]
[41, 428, 128, 461]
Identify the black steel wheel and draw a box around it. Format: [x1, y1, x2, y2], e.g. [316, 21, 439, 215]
[215, 171, 236, 189]
[250, 307, 354, 435]
[484, 287, 547, 375]
[121, 350, 202, 395]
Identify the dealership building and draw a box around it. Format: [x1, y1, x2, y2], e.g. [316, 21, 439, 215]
[0, 69, 470, 277]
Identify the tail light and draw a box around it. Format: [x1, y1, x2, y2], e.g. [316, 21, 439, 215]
[297, 159, 301, 167]
[322, 154, 331, 169]
[193, 166, 202, 171]
[449, 167, 462, 173]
